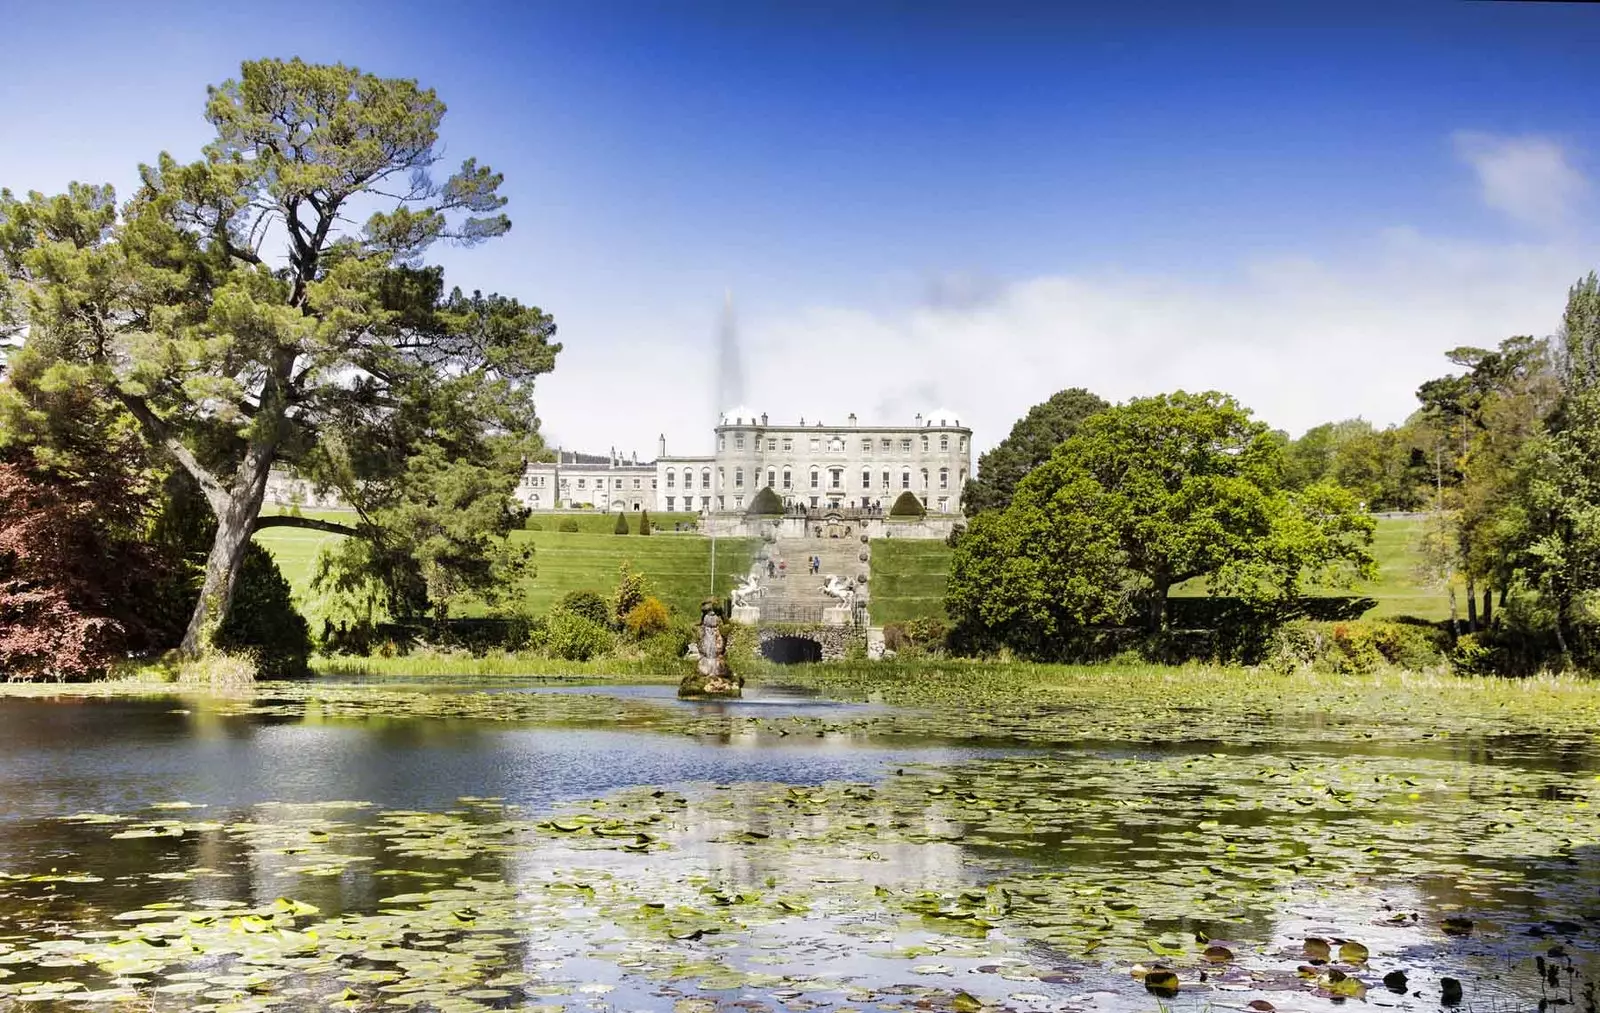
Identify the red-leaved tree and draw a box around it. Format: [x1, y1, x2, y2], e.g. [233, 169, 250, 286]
[0, 461, 181, 681]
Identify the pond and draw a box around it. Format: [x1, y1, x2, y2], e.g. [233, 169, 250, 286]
[0, 676, 1596, 1013]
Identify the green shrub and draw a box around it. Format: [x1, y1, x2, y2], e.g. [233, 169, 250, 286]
[624, 596, 672, 639]
[883, 617, 949, 656]
[1264, 618, 1445, 674]
[545, 610, 613, 661]
[638, 510, 651, 535]
[613, 562, 653, 622]
[558, 517, 581, 533]
[889, 491, 926, 518]
[214, 542, 311, 678]
[613, 512, 630, 535]
[554, 589, 610, 627]
[746, 487, 783, 516]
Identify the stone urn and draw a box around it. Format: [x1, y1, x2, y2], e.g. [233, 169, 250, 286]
[679, 599, 743, 698]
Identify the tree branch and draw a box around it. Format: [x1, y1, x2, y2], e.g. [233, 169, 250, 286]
[252, 514, 365, 537]
[111, 388, 229, 514]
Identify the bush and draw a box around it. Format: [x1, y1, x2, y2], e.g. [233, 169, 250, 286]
[613, 562, 653, 623]
[214, 543, 312, 678]
[746, 487, 784, 516]
[638, 510, 651, 535]
[889, 491, 926, 517]
[944, 522, 967, 549]
[558, 517, 581, 533]
[624, 596, 672, 639]
[883, 617, 949, 657]
[613, 512, 630, 535]
[554, 589, 610, 627]
[545, 610, 613, 661]
[175, 650, 258, 692]
[1264, 618, 1446, 674]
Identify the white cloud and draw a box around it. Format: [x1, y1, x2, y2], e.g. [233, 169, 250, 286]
[1454, 131, 1587, 232]
[536, 229, 1596, 460]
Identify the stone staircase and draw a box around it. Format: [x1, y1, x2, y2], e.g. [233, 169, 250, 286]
[751, 534, 869, 624]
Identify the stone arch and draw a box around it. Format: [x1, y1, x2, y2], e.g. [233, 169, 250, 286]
[760, 635, 822, 664]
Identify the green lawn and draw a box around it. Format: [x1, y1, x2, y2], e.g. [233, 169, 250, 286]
[523, 511, 700, 534]
[254, 507, 756, 622]
[868, 539, 953, 624]
[867, 515, 1457, 625]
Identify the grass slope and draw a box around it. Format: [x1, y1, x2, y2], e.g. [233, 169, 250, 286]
[254, 507, 756, 622]
[868, 515, 1457, 625]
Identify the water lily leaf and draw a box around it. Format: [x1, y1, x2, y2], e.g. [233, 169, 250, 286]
[1202, 945, 1234, 963]
[1338, 940, 1369, 963]
[1303, 937, 1331, 961]
[1147, 938, 1186, 957]
[952, 991, 986, 1012]
[1143, 970, 1180, 994]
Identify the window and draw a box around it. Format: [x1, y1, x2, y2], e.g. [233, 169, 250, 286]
[881, 438, 891, 451]
[830, 468, 843, 489]
[862, 470, 871, 487]
[735, 467, 744, 488]
[882, 470, 890, 488]
[960, 469, 968, 486]
[651, 478, 657, 489]
[735, 433, 745, 450]
[767, 438, 777, 451]
[810, 438, 820, 452]
[767, 468, 775, 488]
[959, 436, 967, 451]
[828, 436, 844, 453]
[734, 496, 743, 509]
[782, 438, 793, 451]
[921, 435, 929, 453]
[666, 496, 675, 510]
[782, 469, 792, 490]
[862, 439, 872, 453]
[939, 468, 949, 489]
[810, 496, 819, 508]
[810, 468, 819, 489]
[632, 478, 640, 489]
[718, 435, 726, 451]
[666, 472, 675, 488]
[940, 435, 949, 451]
[701, 469, 711, 490]
[718, 468, 725, 489]
[900, 438, 911, 452]
[612, 478, 620, 489]
[921, 469, 929, 490]
[901, 471, 910, 489]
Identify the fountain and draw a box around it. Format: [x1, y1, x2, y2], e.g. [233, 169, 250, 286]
[679, 599, 743, 698]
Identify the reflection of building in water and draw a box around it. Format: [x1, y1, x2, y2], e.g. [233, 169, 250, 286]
[515, 408, 974, 517]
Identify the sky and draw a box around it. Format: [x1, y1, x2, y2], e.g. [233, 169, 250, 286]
[2, 0, 1598, 458]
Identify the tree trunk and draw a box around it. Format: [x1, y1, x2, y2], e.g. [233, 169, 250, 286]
[1147, 581, 1170, 635]
[178, 444, 275, 655]
[1465, 574, 1479, 631]
[1481, 587, 1492, 628]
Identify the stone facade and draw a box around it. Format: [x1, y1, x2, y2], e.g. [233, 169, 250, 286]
[518, 409, 975, 521]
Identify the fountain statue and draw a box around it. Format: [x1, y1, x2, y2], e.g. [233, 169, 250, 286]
[730, 574, 764, 609]
[820, 574, 856, 609]
[679, 599, 743, 698]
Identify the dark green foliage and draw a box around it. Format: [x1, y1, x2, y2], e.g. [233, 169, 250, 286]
[558, 517, 581, 533]
[544, 610, 612, 661]
[962, 387, 1108, 515]
[554, 589, 610, 627]
[613, 562, 653, 624]
[746, 487, 783, 516]
[638, 510, 651, 535]
[613, 512, 630, 535]
[214, 543, 312, 678]
[889, 491, 926, 517]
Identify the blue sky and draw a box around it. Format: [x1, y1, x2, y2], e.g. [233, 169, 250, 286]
[3, 0, 1597, 455]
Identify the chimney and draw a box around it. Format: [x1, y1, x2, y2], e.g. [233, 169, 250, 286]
[657, 433, 666, 458]
[847, 412, 857, 427]
[915, 412, 923, 426]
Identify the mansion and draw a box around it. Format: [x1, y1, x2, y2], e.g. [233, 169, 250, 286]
[517, 408, 974, 516]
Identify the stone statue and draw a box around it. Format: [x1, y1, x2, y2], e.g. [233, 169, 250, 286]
[678, 599, 743, 698]
[820, 575, 855, 609]
[730, 574, 764, 609]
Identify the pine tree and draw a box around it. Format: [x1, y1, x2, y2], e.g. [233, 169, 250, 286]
[638, 510, 651, 535]
[613, 511, 630, 535]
